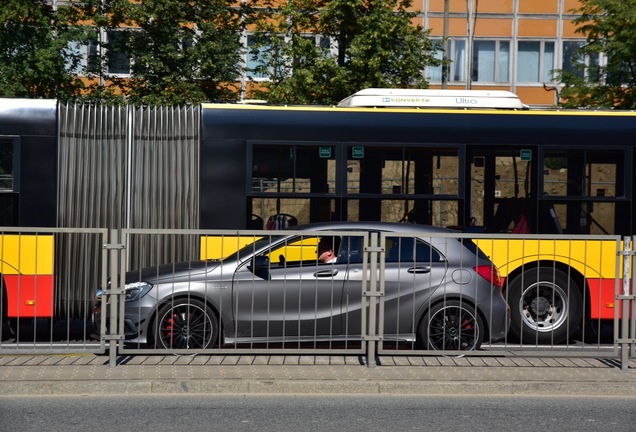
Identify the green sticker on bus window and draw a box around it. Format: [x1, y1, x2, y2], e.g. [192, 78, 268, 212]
[319, 147, 332, 158]
[352, 146, 364, 159]
[520, 149, 532, 161]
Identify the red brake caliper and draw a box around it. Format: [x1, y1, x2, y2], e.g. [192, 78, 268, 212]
[165, 314, 177, 338]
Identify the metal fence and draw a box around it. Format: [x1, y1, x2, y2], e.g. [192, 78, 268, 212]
[0, 227, 108, 355]
[1, 227, 634, 369]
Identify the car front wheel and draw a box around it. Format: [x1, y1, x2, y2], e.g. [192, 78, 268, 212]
[419, 300, 484, 351]
[154, 299, 219, 349]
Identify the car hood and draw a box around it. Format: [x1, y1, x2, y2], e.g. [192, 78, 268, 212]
[125, 260, 222, 283]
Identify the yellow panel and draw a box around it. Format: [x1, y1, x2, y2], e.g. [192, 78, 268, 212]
[200, 236, 262, 260]
[199, 236, 320, 263]
[0, 235, 54, 275]
[518, 19, 557, 37]
[267, 237, 320, 263]
[474, 239, 620, 279]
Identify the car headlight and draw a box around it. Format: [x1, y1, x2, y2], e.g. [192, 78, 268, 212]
[125, 281, 153, 302]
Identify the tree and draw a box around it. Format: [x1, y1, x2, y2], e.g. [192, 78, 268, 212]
[558, 0, 636, 109]
[248, 0, 441, 104]
[84, 0, 246, 105]
[0, 0, 90, 99]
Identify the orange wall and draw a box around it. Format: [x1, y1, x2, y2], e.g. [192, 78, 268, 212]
[473, 19, 513, 37]
[563, 19, 583, 38]
[518, 19, 558, 37]
[514, 86, 558, 106]
[564, 0, 584, 13]
[427, 17, 467, 36]
[518, 0, 559, 14]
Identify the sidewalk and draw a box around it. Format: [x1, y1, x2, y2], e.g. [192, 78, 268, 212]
[1, 354, 635, 396]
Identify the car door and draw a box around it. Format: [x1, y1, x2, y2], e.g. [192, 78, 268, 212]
[341, 233, 448, 341]
[231, 235, 347, 342]
[381, 235, 447, 338]
[337, 235, 369, 340]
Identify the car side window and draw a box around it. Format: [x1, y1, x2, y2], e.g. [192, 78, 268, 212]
[266, 236, 320, 267]
[386, 237, 442, 263]
[337, 236, 363, 264]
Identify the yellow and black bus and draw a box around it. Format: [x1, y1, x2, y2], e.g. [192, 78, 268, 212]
[1, 89, 635, 343]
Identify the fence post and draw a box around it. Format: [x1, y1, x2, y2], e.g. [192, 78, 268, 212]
[105, 229, 125, 367]
[620, 237, 633, 370]
[365, 232, 380, 368]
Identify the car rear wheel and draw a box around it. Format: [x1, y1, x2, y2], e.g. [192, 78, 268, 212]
[419, 300, 484, 350]
[155, 299, 219, 349]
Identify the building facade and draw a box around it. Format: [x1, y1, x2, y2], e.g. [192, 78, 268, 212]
[57, 0, 591, 107]
[422, 0, 590, 106]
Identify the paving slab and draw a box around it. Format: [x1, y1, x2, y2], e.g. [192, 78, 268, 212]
[0, 354, 634, 396]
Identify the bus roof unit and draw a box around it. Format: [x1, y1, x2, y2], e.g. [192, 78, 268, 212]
[337, 88, 528, 110]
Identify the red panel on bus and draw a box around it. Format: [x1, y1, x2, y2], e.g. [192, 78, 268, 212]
[3, 274, 54, 318]
[587, 278, 618, 320]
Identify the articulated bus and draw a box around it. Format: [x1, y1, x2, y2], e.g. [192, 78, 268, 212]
[1, 90, 635, 344]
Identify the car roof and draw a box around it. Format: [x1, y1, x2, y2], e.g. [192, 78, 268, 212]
[286, 221, 455, 235]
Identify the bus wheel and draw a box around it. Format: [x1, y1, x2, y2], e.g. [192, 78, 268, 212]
[508, 268, 582, 344]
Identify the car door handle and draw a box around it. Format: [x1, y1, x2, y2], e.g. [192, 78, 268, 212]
[407, 266, 431, 274]
[314, 269, 338, 277]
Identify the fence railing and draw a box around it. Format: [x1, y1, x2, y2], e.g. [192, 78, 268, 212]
[0, 227, 634, 369]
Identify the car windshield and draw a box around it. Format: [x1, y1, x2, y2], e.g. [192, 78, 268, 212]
[223, 235, 285, 263]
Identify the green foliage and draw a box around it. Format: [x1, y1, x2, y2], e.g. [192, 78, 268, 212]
[102, 0, 245, 104]
[0, 0, 438, 104]
[249, 0, 440, 104]
[0, 0, 90, 100]
[558, 0, 636, 109]
[69, 0, 246, 104]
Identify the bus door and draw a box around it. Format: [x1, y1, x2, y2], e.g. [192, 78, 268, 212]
[468, 148, 537, 233]
[344, 144, 462, 228]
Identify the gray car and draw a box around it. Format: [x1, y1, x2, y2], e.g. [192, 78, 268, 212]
[95, 222, 509, 351]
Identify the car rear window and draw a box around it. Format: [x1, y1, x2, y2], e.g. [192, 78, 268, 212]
[460, 238, 489, 260]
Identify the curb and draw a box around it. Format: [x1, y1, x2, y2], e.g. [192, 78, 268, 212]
[1, 379, 635, 396]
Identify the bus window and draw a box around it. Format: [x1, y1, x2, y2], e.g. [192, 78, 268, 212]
[0, 139, 13, 191]
[346, 145, 459, 196]
[251, 197, 310, 227]
[543, 149, 622, 198]
[251, 143, 336, 195]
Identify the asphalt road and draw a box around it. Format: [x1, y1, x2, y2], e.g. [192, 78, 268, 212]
[1, 394, 635, 432]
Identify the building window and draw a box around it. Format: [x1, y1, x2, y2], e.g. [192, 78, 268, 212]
[562, 41, 601, 83]
[471, 40, 510, 83]
[517, 40, 555, 83]
[453, 40, 467, 82]
[107, 31, 132, 75]
[246, 35, 272, 79]
[427, 39, 468, 83]
[65, 39, 99, 76]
